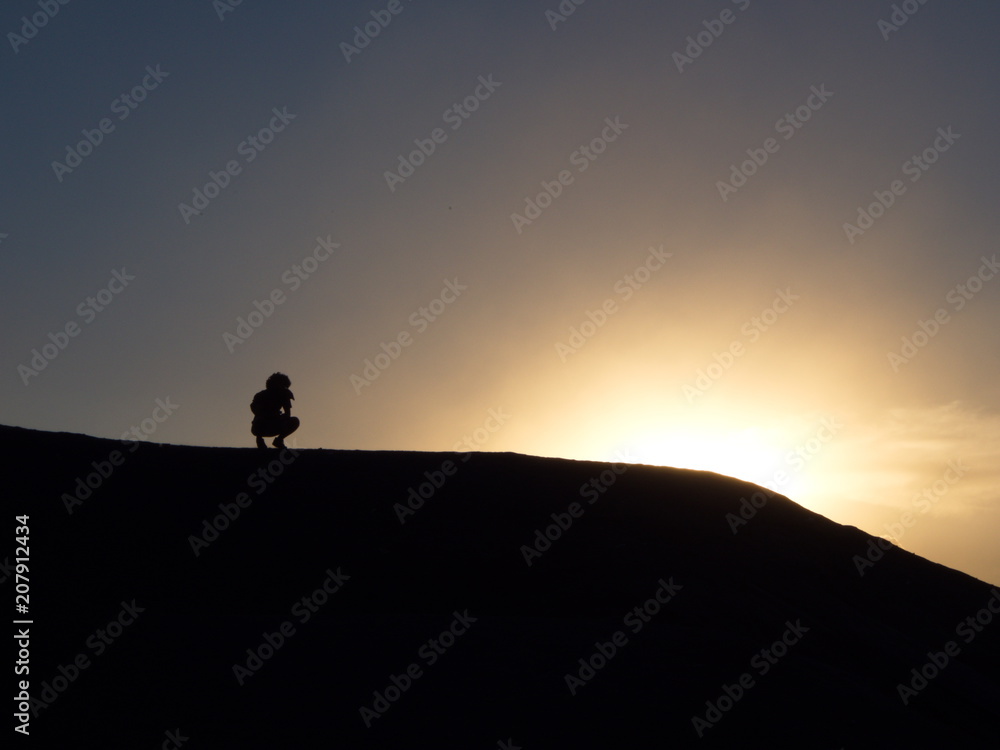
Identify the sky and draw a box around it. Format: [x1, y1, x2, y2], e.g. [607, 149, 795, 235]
[3, 0, 999, 583]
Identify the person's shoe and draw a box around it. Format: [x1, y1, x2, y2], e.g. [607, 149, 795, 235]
[272, 437, 286, 449]
[256, 437, 267, 450]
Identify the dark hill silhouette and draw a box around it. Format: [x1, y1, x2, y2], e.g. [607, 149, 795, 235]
[6, 424, 999, 748]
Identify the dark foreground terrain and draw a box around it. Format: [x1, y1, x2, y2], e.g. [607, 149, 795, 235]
[5, 424, 999, 748]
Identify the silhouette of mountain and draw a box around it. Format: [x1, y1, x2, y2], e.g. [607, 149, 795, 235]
[7, 424, 999, 748]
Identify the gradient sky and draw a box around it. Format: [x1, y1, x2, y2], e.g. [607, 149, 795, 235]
[3, 1, 999, 583]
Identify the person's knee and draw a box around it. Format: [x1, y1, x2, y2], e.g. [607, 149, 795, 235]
[288, 416, 300, 431]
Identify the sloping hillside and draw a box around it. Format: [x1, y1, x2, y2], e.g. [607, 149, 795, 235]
[6, 425, 999, 748]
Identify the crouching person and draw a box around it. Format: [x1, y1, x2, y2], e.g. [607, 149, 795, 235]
[250, 372, 300, 449]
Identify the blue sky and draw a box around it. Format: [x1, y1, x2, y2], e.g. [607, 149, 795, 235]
[3, 0, 1000, 583]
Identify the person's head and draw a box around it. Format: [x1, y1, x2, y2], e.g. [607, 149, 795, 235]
[265, 372, 291, 391]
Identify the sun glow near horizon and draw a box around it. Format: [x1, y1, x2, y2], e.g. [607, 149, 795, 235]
[539, 402, 845, 517]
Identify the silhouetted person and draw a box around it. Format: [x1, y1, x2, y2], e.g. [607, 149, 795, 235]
[251, 372, 300, 449]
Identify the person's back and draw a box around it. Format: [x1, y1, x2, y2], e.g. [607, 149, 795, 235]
[250, 372, 299, 449]
[251, 388, 289, 420]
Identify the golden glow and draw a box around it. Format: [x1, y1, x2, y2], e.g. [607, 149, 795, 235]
[526, 390, 847, 519]
[624, 426, 785, 485]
